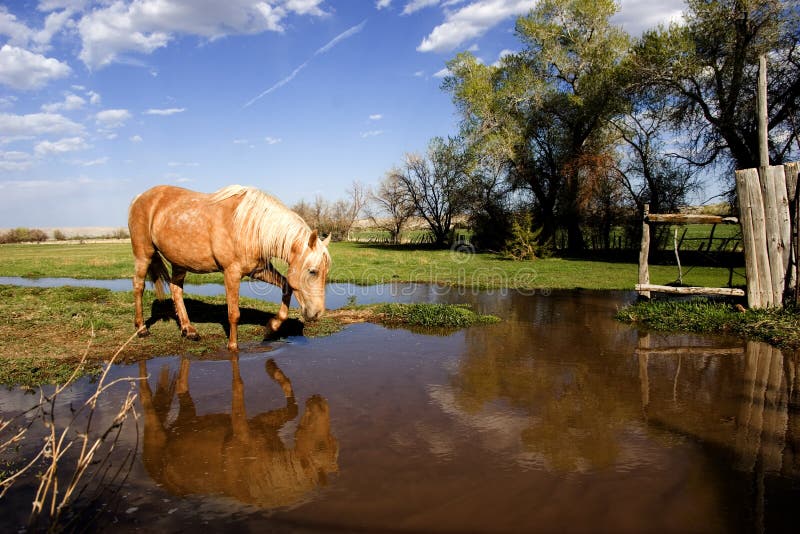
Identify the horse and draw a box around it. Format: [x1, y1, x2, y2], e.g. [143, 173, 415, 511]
[138, 356, 338, 507]
[128, 185, 331, 351]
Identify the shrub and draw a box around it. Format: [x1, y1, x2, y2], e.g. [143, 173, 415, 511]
[502, 213, 551, 260]
[0, 227, 48, 244]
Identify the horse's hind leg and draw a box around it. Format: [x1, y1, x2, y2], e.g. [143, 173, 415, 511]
[133, 255, 151, 336]
[170, 267, 199, 340]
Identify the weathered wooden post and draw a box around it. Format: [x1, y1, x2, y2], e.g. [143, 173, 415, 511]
[758, 55, 769, 169]
[786, 161, 800, 304]
[638, 203, 650, 299]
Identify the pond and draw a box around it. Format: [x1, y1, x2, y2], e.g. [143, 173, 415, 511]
[1, 283, 799, 532]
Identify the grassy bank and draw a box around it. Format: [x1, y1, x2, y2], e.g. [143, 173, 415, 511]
[617, 299, 800, 349]
[0, 241, 744, 290]
[0, 285, 498, 386]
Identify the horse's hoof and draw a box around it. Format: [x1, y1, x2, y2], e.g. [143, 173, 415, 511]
[181, 328, 200, 341]
[137, 328, 150, 338]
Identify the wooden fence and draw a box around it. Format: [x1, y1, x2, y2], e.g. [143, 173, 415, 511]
[735, 162, 800, 308]
[636, 206, 744, 298]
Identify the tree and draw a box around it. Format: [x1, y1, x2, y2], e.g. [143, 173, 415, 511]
[446, 0, 631, 252]
[368, 171, 416, 244]
[465, 150, 516, 251]
[291, 181, 367, 241]
[396, 136, 471, 247]
[611, 93, 700, 216]
[633, 0, 800, 172]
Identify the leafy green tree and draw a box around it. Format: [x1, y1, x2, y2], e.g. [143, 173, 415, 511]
[632, 0, 800, 171]
[446, 0, 631, 252]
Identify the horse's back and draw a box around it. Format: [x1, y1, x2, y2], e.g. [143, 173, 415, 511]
[129, 185, 237, 272]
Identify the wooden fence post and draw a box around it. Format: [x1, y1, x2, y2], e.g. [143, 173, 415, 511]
[638, 204, 650, 299]
[761, 166, 789, 305]
[786, 162, 800, 304]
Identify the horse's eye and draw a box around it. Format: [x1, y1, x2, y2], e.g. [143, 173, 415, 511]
[308, 269, 318, 276]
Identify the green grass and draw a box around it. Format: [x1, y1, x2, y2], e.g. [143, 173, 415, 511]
[0, 285, 499, 386]
[616, 299, 800, 349]
[0, 241, 744, 290]
[0, 357, 102, 388]
[376, 303, 500, 328]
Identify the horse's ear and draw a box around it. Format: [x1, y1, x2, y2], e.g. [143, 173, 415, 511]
[308, 229, 318, 249]
[322, 233, 331, 247]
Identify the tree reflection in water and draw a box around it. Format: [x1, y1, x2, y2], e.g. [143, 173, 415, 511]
[138, 356, 338, 508]
[446, 291, 800, 484]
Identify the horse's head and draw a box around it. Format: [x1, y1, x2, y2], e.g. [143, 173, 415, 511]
[288, 230, 331, 321]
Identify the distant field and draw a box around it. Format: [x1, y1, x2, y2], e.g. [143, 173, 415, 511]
[0, 241, 745, 291]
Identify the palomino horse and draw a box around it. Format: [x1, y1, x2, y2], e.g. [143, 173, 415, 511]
[138, 356, 338, 507]
[128, 185, 331, 350]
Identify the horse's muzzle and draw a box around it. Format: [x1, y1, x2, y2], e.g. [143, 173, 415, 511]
[302, 308, 324, 322]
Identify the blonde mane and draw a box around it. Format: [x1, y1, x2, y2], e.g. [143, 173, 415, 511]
[212, 185, 315, 263]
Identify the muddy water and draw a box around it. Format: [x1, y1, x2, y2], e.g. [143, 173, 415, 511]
[2, 287, 800, 532]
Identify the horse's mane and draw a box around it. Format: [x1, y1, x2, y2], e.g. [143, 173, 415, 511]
[211, 185, 315, 263]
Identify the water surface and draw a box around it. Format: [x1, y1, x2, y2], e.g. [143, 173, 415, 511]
[1, 286, 798, 532]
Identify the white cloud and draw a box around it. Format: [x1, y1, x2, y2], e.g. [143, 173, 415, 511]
[144, 107, 186, 116]
[285, 0, 327, 16]
[614, 0, 685, 36]
[361, 130, 385, 138]
[376, 0, 393, 9]
[87, 90, 101, 105]
[0, 44, 71, 90]
[0, 149, 32, 171]
[403, 0, 440, 16]
[129, 134, 143, 142]
[76, 0, 328, 69]
[369, 114, 383, 121]
[0, 6, 73, 53]
[76, 156, 109, 167]
[34, 136, 90, 156]
[0, 112, 84, 140]
[41, 93, 86, 113]
[433, 67, 451, 78]
[413, 70, 425, 77]
[493, 48, 514, 66]
[95, 109, 131, 129]
[265, 136, 282, 145]
[417, 0, 536, 53]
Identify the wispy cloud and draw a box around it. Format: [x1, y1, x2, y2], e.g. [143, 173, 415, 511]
[369, 114, 383, 121]
[144, 107, 186, 116]
[34, 136, 90, 156]
[265, 136, 282, 145]
[244, 20, 367, 108]
[361, 129, 385, 138]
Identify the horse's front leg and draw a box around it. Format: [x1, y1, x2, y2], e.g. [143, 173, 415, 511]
[270, 284, 293, 333]
[224, 268, 242, 351]
[251, 263, 292, 333]
[170, 267, 199, 340]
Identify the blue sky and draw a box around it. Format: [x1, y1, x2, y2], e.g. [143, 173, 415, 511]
[0, 0, 685, 227]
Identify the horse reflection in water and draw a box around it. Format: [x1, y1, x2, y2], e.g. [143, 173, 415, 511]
[138, 357, 338, 508]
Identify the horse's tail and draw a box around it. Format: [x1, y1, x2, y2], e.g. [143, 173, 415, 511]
[148, 252, 170, 300]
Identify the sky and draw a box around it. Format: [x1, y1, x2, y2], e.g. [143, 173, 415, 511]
[0, 0, 686, 228]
